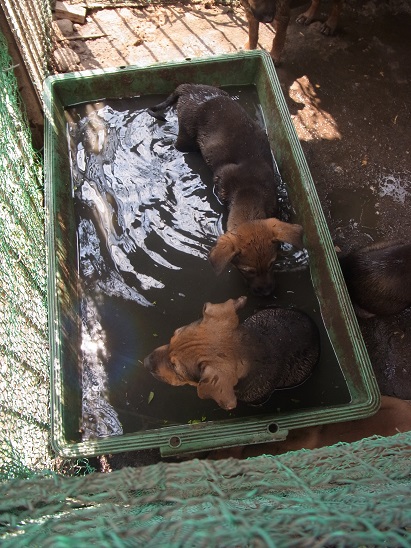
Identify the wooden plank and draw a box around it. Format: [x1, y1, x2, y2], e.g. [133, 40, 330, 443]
[54, 1, 87, 24]
[0, 5, 44, 150]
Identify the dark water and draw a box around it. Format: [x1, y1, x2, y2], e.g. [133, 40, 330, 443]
[65, 86, 350, 440]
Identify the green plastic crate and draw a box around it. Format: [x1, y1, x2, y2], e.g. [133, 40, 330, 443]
[44, 50, 380, 458]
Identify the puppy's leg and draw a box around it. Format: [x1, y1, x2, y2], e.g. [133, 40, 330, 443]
[321, 0, 342, 36]
[241, 1, 260, 50]
[296, 0, 342, 35]
[296, 0, 320, 26]
[175, 126, 198, 153]
[270, 13, 290, 65]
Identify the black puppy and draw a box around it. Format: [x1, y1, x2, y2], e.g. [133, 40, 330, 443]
[148, 84, 303, 296]
[339, 240, 411, 317]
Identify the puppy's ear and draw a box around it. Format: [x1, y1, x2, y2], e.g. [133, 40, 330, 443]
[209, 233, 239, 275]
[267, 218, 304, 249]
[233, 295, 247, 311]
[197, 364, 238, 410]
[202, 296, 247, 319]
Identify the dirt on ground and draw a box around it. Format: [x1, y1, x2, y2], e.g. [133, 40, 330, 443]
[51, 0, 411, 467]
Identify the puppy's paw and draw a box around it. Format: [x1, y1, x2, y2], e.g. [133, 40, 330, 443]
[320, 19, 337, 36]
[269, 47, 282, 66]
[296, 13, 314, 26]
[244, 39, 259, 51]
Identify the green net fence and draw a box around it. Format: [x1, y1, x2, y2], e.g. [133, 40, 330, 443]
[1, 1, 411, 545]
[0, 29, 52, 478]
[1, 432, 411, 546]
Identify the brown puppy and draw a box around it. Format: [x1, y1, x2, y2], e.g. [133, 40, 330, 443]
[242, 0, 343, 65]
[144, 296, 320, 410]
[207, 396, 411, 459]
[148, 84, 303, 296]
[339, 240, 411, 317]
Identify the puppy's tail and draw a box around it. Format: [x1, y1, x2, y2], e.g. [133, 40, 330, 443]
[147, 90, 180, 122]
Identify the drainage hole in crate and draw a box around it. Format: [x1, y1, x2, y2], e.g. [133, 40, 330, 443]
[267, 423, 279, 434]
[169, 436, 182, 448]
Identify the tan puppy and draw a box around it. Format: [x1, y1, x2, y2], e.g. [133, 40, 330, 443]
[207, 396, 411, 459]
[241, 0, 343, 65]
[148, 84, 303, 296]
[339, 240, 411, 317]
[144, 296, 319, 410]
[209, 218, 302, 296]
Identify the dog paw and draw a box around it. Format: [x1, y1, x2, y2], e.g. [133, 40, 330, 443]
[320, 21, 337, 36]
[296, 13, 313, 26]
[243, 40, 255, 51]
[269, 49, 282, 66]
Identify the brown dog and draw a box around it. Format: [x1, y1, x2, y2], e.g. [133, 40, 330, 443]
[339, 240, 411, 317]
[144, 296, 320, 410]
[148, 84, 303, 296]
[242, 0, 343, 64]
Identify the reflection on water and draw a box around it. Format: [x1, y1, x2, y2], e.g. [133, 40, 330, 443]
[66, 87, 348, 440]
[81, 295, 123, 439]
[71, 103, 223, 285]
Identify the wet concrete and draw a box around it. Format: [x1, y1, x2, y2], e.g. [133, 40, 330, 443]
[276, 1, 411, 399]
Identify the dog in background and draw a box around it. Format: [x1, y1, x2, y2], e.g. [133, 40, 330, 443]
[242, 0, 343, 64]
[148, 84, 303, 296]
[144, 296, 320, 410]
[339, 240, 411, 318]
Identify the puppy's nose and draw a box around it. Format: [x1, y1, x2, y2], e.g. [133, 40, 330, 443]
[261, 14, 274, 23]
[252, 283, 274, 297]
[143, 354, 155, 372]
[252, 9, 275, 23]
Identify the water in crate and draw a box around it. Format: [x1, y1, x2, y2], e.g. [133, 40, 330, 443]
[65, 86, 350, 440]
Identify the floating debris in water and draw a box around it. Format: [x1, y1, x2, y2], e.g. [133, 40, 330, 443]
[378, 170, 410, 204]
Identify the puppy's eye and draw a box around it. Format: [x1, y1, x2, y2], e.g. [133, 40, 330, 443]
[238, 265, 256, 275]
[169, 357, 186, 380]
[170, 356, 182, 372]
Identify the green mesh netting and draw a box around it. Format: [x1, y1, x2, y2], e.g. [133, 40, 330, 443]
[1, 432, 411, 546]
[0, 30, 52, 479]
[1, 0, 52, 99]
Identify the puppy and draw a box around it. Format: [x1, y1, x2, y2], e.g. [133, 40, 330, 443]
[339, 240, 411, 317]
[242, 0, 343, 65]
[144, 296, 320, 410]
[148, 84, 303, 296]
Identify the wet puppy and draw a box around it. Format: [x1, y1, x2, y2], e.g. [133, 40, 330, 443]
[144, 296, 320, 410]
[242, 0, 343, 65]
[339, 240, 411, 317]
[148, 84, 303, 296]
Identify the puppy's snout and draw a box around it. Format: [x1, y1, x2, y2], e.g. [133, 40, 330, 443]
[252, 286, 274, 297]
[143, 352, 160, 373]
[260, 13, 274, 23]
[251, 8, 275, 23]
[251, 280, 274, 297]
